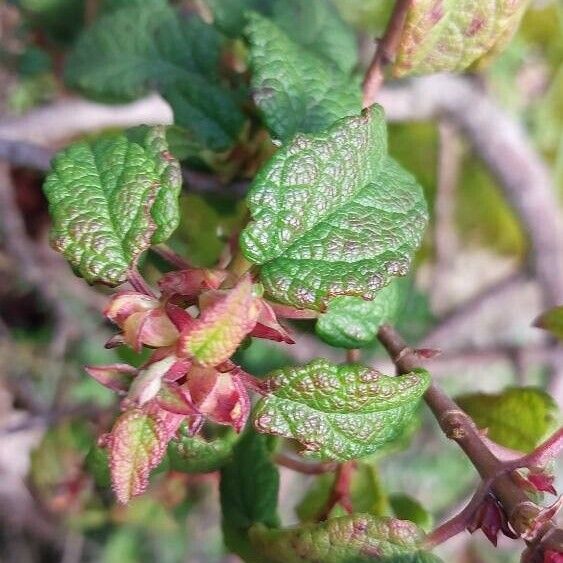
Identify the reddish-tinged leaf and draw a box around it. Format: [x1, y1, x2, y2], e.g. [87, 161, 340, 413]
[104, 291, 158, 326]
[108, 407, 181, 503]
[85, 363, 137, 392]
[545, 550, 563, 563]
[165, 303, 196, 332]
[187, 366, 250, 432]
[527, 470, 557, 496]
[104, 333, 125, 349]
[127, 356, 178, 406]
[157, 383, 199, 415]
[467, 493, 517, 546]
[178, 275, 260, 367]
[159, 268, 227, 297]
[250, 301, 294, 344]
[123, 308, 179, 352]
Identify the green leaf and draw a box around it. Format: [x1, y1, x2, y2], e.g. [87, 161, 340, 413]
[246, 13, 361, 143]
[240, 107, 428, 310]
[271, 0, 358, 73]
[249, 514, 443, 563]
[535, 305, 563, 340]
[297, 462, 388, 522]
[253, 360, 430, 461]
[394, 0, 529, 77]
[389, 494, 433, 532]
[86, 445, 111, 488]
[316, 279, 405, 348]
[220, 429, 280, 562]
[204, 0, 275, 36]
[65, 3, 244, 150]
[167, 425, 236, 473]
[456, 387, 558, 453]
[44, 128, 181, 285]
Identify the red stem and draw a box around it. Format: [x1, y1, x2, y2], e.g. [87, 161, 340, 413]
[152, 244, 192, 270]
[127, 268, 156, 297]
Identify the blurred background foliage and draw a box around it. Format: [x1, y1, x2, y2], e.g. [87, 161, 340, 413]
[0, 0, 561, 562]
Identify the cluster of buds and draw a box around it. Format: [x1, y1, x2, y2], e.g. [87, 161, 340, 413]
[86, 268, 295, 501]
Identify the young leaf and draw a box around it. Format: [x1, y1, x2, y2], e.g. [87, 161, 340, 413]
[178, 276, 260, 366]
[316, 279, 405, 348]
[249, 514, 443, 563]
[253, 360, 430, 460]
[456, 387, 558, 453]
[44, 130, 181, 285]
[394, 0, 528, 77]
[167, 424, 236, 473]
[535, 305, 563, 340]
[245, 13, 361, 143]
[240, 107, 428, 310]
[220, 429, 280, 562]
[108, 407, 183, 503]
[65, 3, 244, 150]
[272, 0, 357, 72]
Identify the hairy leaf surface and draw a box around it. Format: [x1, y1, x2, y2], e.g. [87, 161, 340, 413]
[246, 13, 361, 142]
[456, 387, 558, 453]
[44, 129, 181, 285]
[220, 430, 279, 562]
[394, 0, 528, 76]
[316, 279, 405, 348]
[253, 360, 430, 460]
[249, 514, 442, 563]
[65, 3, 244, 149]
[241, 107, 427, 310]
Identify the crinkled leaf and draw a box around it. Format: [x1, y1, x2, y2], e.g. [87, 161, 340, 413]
[253, 360, 430, 460]
[394, 0, 529, 77]
[65, 3, 244, 150]
[246, 13, 361, 143]
[220, 429, 280, 562]
[168, 424, 236, 473]
[44, 129, 181, 285]
[271, 0, 358, 73]
[241, 107, 427, 310]
[249, 514, 442, 563]
[108, 407, 182, 503]
[456, 387, 558, 453]
[535, 305, 563, 340]
[297, 462, 388, 522]
[178, 276, 260, 366]
[316, 279, 405, 348]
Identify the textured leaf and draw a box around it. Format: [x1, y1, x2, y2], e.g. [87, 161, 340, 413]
[271, 0, 358, 73]
[535, 305, 563, 340]
[456, 387, 558, 453]
[253, 360, 430, 460]
[297, 462, 388, 522]
[246, 13, 361, 142]
[316, 279, 405, 348]
[178, 276, 260, 366]
[44, 130, 181, 285]
[394, 0, 529, 77]
[65, 3, 244, 150]
[204, 0, 275, 36]
[220, 430, 279, 562]
[249, 514, 442, 563]
[241, 107, 427, 310]
[167, 424, 236, 473]
[108, 407, 182, 503]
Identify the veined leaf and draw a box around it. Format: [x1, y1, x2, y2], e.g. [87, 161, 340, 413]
[220, 430, 279, 562]
[535, 305, 563, 341]
[167, 424, 236, 473]
[65, 3, 244, 150]
[107, 407, 183, 503]
[249, 514, 443, 563]
[240, 107, 427, 310]
[316, 279, 405, 348]
[44, 128, 181, 285]
[253, 360, 430, 460]
[246, 13, 361, 143]
[178, 276, 260, 366]
[456, 387, 558, 453]
[394, 0, 529, 77]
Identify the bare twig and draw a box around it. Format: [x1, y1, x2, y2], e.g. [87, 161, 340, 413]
[362, 0, 412, 107]
[377, 325, 563, 554]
